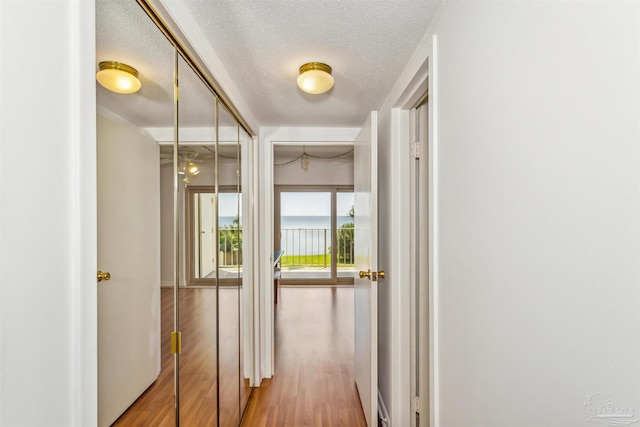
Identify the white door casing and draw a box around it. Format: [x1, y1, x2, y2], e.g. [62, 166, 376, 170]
[354, 111, 379, 427]
[97, 114, 161, 427]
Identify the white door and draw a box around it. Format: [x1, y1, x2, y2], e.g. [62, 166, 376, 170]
[354, 111, 378, 426]
[97, 115, 161, 426]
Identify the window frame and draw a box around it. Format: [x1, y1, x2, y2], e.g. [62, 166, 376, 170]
[186, 185, 242, 286]
[274, 185, 355, 286]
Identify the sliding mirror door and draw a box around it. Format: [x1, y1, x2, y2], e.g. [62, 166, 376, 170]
[98, 1, 254, 425]
[239, 128, 252, 419]
[96, 0, 174, 425]
[218, 103, 242, 426]
[177, 53, 219, 425]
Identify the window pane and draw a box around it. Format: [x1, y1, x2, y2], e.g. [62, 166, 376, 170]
[219, 192, 242, 278]
[280, 192, 331, 279]
[337, 192, 355, 278]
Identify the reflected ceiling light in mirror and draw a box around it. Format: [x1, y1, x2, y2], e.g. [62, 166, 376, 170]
[297, 62, 334, 94]
[96, 61, 142, 94]
[177, 150, 200, 185]
[187, 161, 200, 176]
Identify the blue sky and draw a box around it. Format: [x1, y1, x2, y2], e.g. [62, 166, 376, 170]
[281, 192, 354, 217]
[216, 191, 354, 217]
[218, 193, 241, 217]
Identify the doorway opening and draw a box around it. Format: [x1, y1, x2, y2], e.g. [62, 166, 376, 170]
[274, 187, 355, 285]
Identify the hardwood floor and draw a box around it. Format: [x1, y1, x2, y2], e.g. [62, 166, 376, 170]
[110, 286, 366, 426]
[241, 286, 368, 427]
[111, 287, 249, 426]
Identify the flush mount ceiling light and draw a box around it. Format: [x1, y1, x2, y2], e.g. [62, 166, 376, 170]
[296, 62, 334, 95]
[96, 61, 142, 94]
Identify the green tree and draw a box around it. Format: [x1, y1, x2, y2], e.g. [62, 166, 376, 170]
[219, 215, 242, 253]
[337, 206, 354, 264]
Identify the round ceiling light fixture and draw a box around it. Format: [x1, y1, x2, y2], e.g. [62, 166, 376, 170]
[96, 61, 142, 94]
[296, 62, 334, 95]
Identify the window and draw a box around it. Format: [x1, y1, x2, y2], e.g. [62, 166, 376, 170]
[187, 186, 242, 285]
[275, 186, 354, 284]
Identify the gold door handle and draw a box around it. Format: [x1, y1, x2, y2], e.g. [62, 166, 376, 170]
[97, 270, 111, 282]
[359, 269, 372, 279]
[359, 269, 386, 281]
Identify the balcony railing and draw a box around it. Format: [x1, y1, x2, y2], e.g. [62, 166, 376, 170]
[219, 228, 242, 267]
[280, 227, 354, 269]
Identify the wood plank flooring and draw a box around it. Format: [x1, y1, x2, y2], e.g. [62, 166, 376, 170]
[110, 286, 367, 426]
[111, 287, 249, 426]
[241, 286, 368, 427]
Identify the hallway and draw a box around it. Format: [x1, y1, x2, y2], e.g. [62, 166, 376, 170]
[241, 287, 367, 427]
[110, 287, 366, 426]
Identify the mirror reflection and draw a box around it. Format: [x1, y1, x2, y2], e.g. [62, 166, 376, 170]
[175, 52, 219, 424]
[97, 0, 253, 426]
[217, 102, 241, 427]
[96, 0, 174, 426]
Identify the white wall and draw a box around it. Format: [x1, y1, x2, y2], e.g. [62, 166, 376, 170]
[0, 1, 97, 425]
[429, 2, 640, 426]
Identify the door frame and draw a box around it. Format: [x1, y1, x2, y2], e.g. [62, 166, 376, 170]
[374, 34, 434, 426]
[398, 62, 433, 427]
[409, 99, 429, 427]
[258, 130, 359, 380]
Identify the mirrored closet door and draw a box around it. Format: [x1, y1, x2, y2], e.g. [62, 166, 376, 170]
[96, 0, 175, 425]
[96, 1, 254, 425]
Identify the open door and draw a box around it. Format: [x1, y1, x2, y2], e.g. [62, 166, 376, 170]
[354, 111, 379, 426]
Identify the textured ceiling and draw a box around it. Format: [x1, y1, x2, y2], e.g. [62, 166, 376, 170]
[96, 0, 174, 128]
[181, 0, 439, 127]
[96, 0, 439, 129]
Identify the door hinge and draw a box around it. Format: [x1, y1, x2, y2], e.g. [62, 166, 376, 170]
[411, 141, 421, 159]
[171, 331, 182, 354]
[411, 396, 422, 414]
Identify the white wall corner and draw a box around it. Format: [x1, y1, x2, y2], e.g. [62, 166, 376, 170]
[0, 1, 98, 425]
[73, 1, 98, 425]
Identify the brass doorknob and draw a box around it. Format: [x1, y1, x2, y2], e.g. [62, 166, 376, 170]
[359, 269, 386, 281]
[359, 269, 372, 279]
[97, 270, 111, 282]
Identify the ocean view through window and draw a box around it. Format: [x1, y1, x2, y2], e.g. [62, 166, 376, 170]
[276, 188, 354, 283]
[188, 186, 242, 285]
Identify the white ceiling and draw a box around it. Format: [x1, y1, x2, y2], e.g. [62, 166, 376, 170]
[96, 0, 439, 130]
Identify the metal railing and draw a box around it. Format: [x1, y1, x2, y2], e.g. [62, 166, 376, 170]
[219, 228, 242, 267]
[280, 228, 354, 269]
